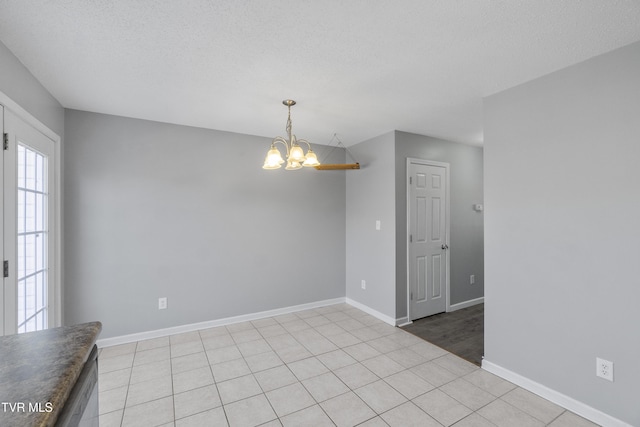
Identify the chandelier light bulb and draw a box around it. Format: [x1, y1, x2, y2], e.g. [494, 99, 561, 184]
[285, 160, 303, 170]
[288, 143, 306, 163]
[302, 149, 320, 167]
[267, 145, 284, 164]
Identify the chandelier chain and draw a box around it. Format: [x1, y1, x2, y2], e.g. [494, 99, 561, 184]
[286, 106, 293, 142]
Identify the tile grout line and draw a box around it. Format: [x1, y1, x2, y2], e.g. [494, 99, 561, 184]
[231, 318, 280, 424]
[199, 328, 230, 427]
[167, 337, 175, 427]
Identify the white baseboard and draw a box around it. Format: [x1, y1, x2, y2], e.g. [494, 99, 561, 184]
[448, 296, 484, 312]
[344, 298, 396, 326]
[395, 317, 411, 327]
[482, 360, 632, 427]
[97, 297, 346, 348]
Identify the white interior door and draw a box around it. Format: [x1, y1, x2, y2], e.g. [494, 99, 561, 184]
[408, 159, 449, 321]
[2, 108, 56, 335]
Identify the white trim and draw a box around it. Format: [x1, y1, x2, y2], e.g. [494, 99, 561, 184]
[448, 297, 484, 312]
[0, 92, 60, 142]
[0, 91, 62, 330]
[406, 158, 451, 321]
[345, 298, 396, 326]
[395, 317, 411, 327]
[98, 297, 346, 348]
[482, 360, 632, 427]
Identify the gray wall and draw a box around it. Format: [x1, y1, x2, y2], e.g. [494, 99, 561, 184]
[395, 132, 484, 318]
[0, 40, 64, 138]
[484, 41, 640, 425]
[64, 110, 346, 339]
[345, 132, 397, 319]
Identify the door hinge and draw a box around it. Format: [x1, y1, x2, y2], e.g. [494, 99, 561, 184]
[409, 234, 413, 243]
[3, 133, 8, 150]
[3, 260, 8, 278]
[409, 176, 412, 185]
[410, 292, 413, 301]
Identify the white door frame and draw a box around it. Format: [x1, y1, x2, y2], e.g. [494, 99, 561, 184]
[406, 157, 451, 322]
[1, 91, 62, 331]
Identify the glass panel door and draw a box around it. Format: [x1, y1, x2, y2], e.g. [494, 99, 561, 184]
[2, 107, 56, 336]
[16, 144, 49, 332]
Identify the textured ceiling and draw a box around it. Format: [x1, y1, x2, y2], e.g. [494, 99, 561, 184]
[1, 1, 640, 146]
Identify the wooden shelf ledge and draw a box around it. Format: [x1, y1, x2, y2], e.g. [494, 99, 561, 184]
[314, 163, 360, 170]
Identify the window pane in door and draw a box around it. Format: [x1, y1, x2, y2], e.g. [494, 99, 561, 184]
[16, 144, 49, 334]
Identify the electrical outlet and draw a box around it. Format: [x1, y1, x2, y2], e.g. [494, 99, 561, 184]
[158, 297, 168, 310]
[375, 220, 381, 231]
[361, 280, 366, 290]
[470, 275, 475, 285]
[596, 357, 614, 381]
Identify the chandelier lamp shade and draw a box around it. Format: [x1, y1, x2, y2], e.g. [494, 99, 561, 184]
[262, 100, 320, 170]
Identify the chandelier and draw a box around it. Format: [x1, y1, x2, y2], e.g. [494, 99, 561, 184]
[262, 99, 320, 170]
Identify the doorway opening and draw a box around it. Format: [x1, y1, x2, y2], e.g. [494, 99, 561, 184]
[405, 157, 483, 365]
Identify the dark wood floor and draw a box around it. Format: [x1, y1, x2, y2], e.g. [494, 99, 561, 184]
[401, 303, 484, 366]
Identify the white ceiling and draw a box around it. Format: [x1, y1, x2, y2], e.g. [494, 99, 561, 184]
[1, 1, 640, 146]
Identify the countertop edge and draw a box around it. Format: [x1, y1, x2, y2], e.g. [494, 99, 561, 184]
[0, 321, 102, 427]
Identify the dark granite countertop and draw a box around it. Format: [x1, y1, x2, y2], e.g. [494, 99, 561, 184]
[0, 322, 102, 427]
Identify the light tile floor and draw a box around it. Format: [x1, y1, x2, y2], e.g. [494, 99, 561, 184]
[98, 304, 599, 427]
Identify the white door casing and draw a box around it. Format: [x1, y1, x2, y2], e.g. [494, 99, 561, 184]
[0, 105, 3, 335]
[407, 158, 450, 321]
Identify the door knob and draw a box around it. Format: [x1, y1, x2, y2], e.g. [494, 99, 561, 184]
[441, 244, 449, 250]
